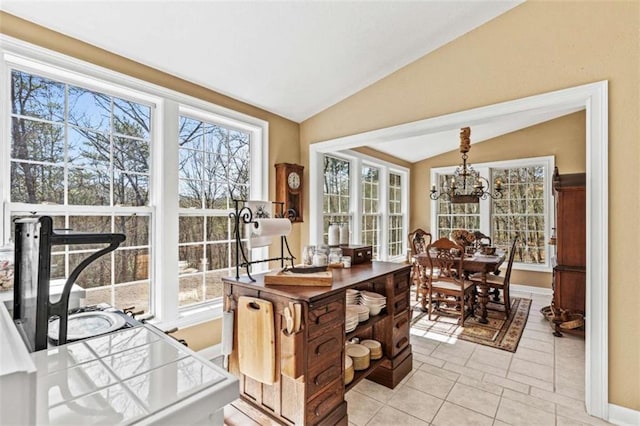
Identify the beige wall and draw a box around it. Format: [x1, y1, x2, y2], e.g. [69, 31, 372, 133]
[0, 12, 300, 347]
[300, 1, 639, 411]
[412, 111, 586, 288]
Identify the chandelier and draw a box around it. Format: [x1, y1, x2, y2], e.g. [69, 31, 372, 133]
[430, 127, 504, 204]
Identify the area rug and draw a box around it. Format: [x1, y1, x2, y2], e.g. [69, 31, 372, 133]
[410, 297, 531, 352]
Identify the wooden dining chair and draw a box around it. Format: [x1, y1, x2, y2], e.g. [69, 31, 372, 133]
[470, 236, 518, 317]
[425, 237, 476, 325]
[408, 228, 432, 301]
[473, 231, 492, 248]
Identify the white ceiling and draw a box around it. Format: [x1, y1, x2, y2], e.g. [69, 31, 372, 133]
[1, 0, 522, 123]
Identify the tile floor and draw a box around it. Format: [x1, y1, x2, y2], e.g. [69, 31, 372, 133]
[346, 290, 610, 426]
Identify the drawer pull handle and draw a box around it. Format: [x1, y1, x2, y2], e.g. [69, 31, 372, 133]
[395, 337, 408, 349]
[395, 317, 408, 329]
[314, 392, 336, 417]
[311, 307, 338, 325]
[315, 337, 338, 355]
[314, 366, 338, 386]
[357, 252, 363, 257]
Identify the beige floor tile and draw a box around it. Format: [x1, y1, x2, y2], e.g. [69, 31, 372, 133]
[404, 370, 456, 399]
[530, 387, 584, 407]
[555, 404, 612, 426]
[518, 337, 553, 354]
[467, 359, 509, 378]
[506, 371, 554, 392]
[458, 374, 503, 396]
[398, 361, 423, 387]
[419, 362, 461, 381]
[501, 389, 555, 414]
[493, 420, 512, 426]
[469, 348, 513, 370]
[513, 347, 554, 367]
[366, 406, 430, 426]
[432, 401, 493, 426]
[430, 349, 470, 367]
[522, 329, 556, 344]
[413, 351, 446, 368]
[411, 337, 440, 356]
[446, 382, 501, 418]
[556, 415, 590, 425]
[554, 382, 585, 402]
[345, 390, 384, 426]
[387, 384, 444, 423]
[353, 378, 398, 403]
[510, 358, 554, 382]
[483, 373, 530, 394]
[442, 361, 484, 381]
[496, 397, 555, 425]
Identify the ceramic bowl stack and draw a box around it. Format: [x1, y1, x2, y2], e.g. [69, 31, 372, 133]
[345, 343, 371, 371]
[345, 289, 360, 305]
[360, 290, 387, 316]
[360, 339, 383, 360]
[347, 304, 369, 323]
[344, 355, 354, 385]
[345, 308, 359, 333]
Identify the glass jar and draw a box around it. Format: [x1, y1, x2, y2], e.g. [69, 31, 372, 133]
[339, 222, 349, 245]
[342, 255, 352, 268]
[328, 223, 340, 246]
[328, 248, 343, 265]
[301, 245, 315, 266]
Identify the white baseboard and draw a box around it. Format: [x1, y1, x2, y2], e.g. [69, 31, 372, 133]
[609, 403, 640, 426]
[511, 284, 553, 296]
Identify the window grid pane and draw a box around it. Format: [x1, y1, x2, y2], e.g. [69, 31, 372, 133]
[322, 155, 351, 242]
[361, 166, 380, 259]
[388, 172, 403, 257]
[491, 166, 546, 264]
[178, 115, 250, 306]
[9, 68, 152, 313]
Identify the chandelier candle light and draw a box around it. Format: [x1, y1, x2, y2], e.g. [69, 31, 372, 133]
[430, 127, 504, 204]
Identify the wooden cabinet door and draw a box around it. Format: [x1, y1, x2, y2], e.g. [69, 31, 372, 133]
[555, 188, 586, 267]
[554, 268, 586, 314]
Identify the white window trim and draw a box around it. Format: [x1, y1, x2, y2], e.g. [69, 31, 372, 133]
[311, 148, 409, 262]
[0, 35, 269, 328]
[430, 155, 555, 272]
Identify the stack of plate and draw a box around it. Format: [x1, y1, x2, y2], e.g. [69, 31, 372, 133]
[344, 355, 354, 385]
[347, 305, 369, 323]
[345, 309, 359, 333]
[346, 343, 371, 371]
[360, 291, 387, 316]
[345, 289, 360, 305]
[361, 339, 383, 360]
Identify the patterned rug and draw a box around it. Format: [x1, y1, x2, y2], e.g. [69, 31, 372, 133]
[410, 297, 531, 352]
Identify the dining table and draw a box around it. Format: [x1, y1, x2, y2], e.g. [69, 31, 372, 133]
[413, 250, 506, 324]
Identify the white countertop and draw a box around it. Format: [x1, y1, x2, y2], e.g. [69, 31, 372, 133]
[1, 308, 238, 426]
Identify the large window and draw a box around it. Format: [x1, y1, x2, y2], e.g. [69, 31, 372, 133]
[322, 155, 351, 243]
[387, 172, 404, 258]
[1, 42, 267, 325]
[431, 156, 553, 270]
[9, 69, 153, 312]
[177, 116, 251, 306]
[318, 152, 409, 261]
[361, 165, 380, 258]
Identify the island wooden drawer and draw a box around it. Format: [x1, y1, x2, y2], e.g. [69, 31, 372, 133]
[392, 271, 410, 295]
[307, 325, 343, 366]
[306, 378, 344, 425]
[308, 298, 344, 340]
[307, 359, 342, 398]
[392, 291, 410, 314]
[391, 310, 410, 356]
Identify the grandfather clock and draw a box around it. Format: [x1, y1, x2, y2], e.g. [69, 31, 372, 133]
[275, 163, 304, 222]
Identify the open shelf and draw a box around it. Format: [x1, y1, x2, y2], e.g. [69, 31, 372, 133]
[345, 357, 386, 393]
[346, 311, 388, 340]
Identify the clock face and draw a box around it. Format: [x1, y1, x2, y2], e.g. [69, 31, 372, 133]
[287, 171, 301, 190]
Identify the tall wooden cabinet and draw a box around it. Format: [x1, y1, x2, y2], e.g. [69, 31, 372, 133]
[551, 167, 586, 336]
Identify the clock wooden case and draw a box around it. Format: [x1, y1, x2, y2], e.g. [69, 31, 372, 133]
[275, 163, 304, 223]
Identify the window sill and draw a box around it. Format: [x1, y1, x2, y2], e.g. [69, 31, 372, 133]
[153, 300, 224, 331]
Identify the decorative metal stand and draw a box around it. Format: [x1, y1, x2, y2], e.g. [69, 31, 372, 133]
[230, 200, 295, 281]
[13, 216, 125, 351]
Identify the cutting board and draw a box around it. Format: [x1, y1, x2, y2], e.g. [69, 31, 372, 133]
[237, 296, 276, 385]
[264, 269, 333, 286]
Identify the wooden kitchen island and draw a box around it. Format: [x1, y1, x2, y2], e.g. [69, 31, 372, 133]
[223, 261, 412, 425]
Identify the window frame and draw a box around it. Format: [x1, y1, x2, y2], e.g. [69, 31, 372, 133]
[313, 150, 409, 262]
[0, 36, 269, 329]
[430, 155, 555, 272]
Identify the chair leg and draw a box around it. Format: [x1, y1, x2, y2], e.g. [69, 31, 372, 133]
[503, 287, 511, 317]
